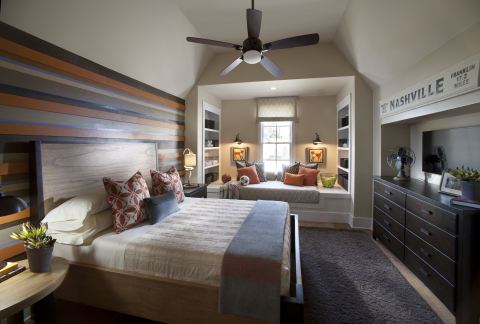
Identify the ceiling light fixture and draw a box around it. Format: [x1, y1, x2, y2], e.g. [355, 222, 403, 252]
[271, 87, 277, 90]
[243, 50, 262, 64]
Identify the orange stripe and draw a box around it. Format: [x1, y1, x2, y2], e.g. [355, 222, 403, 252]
[178, 170, 185, 176]
[0, 242, 25, 260]
[158, 153, 183, 159]
[0, 122, 184, 142]
[0, 38, 185, 111]
[0, 93, 185, 131]
[0, 208, 30, 226]
[0, 162, 29, 175]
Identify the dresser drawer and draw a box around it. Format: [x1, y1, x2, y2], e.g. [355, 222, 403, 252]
[374, 181, 406, 208]
[406, 195, 456, 235]
[405, 211, 456, 261]
[373, 220, 404, 261]
[405, 247, 454, 312]
[405, 229, 455, 285]
[374, 193, 405, 225]
[373, 206, 404, 242]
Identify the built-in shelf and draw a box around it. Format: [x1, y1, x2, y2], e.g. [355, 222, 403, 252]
[337, 125, 350, 131]
[204, 163, 219, 170]
[204, 147, 219, 150]
[205, 128, 219, 133]
[337, 94, 351, 192]
[337, 165, 349, 172]
[338, 147, 349, 151]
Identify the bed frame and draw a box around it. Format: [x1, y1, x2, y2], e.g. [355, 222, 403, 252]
[29, 141, 304, 324]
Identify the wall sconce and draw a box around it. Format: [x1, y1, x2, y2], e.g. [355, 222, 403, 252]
[183, 148, 199, 188]
[313, 133, 322, 145]
[233, 133, 242, 145]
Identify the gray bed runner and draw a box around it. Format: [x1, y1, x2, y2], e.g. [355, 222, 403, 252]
[218, 200, 288, 324]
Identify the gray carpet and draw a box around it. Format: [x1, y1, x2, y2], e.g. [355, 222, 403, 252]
[299, 227, 443, 324]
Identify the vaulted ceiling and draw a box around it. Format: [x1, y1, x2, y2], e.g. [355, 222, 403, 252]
[172, 0, 480, 89]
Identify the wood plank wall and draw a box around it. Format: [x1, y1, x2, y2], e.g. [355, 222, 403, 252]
[0, 22, 186, 259]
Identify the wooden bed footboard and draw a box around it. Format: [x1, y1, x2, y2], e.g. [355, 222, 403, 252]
[54, 214, 304, 324]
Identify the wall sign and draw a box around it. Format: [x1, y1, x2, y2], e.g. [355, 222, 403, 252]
[379, 53, 480, 119]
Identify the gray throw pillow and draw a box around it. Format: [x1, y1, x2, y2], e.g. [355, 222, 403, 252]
[236, 160, 255, 180]
[247, 161, 267, 182]
[297, 162, 319, 185]
[143, 190, 180, 225]
[280, 162, 300, 182]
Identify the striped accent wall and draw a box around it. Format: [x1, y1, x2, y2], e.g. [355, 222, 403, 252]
[0, 22, 186, 259]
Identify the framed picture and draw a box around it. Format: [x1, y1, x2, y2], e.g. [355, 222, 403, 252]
[308, 148, 326, 164]
[232, 148, 247, 162]
[439, 171, 462, 196]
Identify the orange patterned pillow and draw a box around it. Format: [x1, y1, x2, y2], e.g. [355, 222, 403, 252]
[150, 166, 185, 203]
[103, 171, 150, 234]
[283, 172, 305, 187]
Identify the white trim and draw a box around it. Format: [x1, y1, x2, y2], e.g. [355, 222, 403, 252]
[349, 215, 373, 229]
[337, 94, 351, 111]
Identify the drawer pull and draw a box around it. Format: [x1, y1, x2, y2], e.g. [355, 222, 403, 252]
[420, 228, 431, 236]
[421, 208, 432, 215]
[383, 204, 391, 211]
[382, 234, 390, 242]
[384, 189, 392, 195]
[420, 248, 431, 257]
[419, 267, 429, 277]
[383, 219, 390, 226]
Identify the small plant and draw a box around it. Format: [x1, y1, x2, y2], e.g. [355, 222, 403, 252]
[448, 166, 480, 182]
[10, 222, 56, 249]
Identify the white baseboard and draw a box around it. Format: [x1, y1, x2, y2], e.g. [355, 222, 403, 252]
[349, 214, 373, 229]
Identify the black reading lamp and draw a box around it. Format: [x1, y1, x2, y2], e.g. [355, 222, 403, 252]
[233, 133, 242, 145]
[313, 133, 322, 145]
[0, 185, 28, 217]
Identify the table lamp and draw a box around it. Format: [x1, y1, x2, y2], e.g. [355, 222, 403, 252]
[183, 148, 199, 188]
[0, 186, 28, 217]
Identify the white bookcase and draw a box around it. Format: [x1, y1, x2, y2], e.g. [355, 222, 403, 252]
[202, 101, 221, 184]
[337, 95, 351, 192]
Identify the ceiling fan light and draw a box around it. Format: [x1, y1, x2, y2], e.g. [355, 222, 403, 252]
[243, 50, 262, 64]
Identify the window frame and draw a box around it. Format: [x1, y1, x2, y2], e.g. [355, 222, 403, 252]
[258, 121, 295, 172]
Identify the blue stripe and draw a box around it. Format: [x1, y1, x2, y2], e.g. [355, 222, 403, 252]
[0, 119, 184, 138]
[0, 56, 185, 115]
[0, 180, 29, 186]
[0, 240, 22, 249]
[0, 83, 185, 125]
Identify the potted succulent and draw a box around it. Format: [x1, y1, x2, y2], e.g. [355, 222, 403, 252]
[448, 166, 480, 201]
[10, 222, 56, 273]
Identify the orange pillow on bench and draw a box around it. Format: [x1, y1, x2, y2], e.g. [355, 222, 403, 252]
[283, 172, 305, 187]
[298, 166, 320, 186]
[237, 165, 260, 184]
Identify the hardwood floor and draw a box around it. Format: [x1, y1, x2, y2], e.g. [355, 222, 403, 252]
[299, 221, 455, 324]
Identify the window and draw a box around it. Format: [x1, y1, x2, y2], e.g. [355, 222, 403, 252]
[260, 121, 293, 172]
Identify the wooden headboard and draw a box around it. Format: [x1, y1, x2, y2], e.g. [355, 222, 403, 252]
[30, 141, 158, 224]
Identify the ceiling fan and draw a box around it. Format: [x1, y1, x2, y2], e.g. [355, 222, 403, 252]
[186, 0, 320, 78]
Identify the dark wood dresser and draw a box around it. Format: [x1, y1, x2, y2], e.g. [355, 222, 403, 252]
[372, 176, 480, 324]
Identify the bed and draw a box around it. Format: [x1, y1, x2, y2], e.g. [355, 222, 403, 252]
[29, 141, 304, 324]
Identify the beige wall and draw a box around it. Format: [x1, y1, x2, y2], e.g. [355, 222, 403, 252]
[220, 96, 338, 179]
[373, 22, 480, 177]
[0, 0, 214, 99]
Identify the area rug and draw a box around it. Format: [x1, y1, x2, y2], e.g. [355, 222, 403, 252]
[299, 227, 443, 324]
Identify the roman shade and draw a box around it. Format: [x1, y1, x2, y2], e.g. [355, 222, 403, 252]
[256, 97, 298, 122]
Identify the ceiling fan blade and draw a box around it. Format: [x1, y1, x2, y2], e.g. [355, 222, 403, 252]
[218, 56, 243, 76]
[186, 37, 239, 49]
[260, 55, 283, 78]
[264, 33, 320, 51]
[247, 9, 262, 39]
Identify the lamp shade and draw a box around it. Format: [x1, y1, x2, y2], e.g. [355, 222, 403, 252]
[0, 191, 28, 217]
[184, 153, 196, 167]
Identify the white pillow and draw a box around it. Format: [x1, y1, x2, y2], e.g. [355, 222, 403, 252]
[47, 209, 113, 245]
[43, 186, 111, 231]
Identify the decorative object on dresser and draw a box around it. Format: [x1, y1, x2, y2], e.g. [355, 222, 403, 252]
[221, 174, 232, 184]
[10, 222, 56, 273]
[179, 184, 208, 199]
[320, 174, 337, 188]
[450, 197, 480, 209]
[312, 133, 322, 145]
[308, 148, 326, 164]
[447, 166, 480, 201]
[372, 176, 480, 324]
[183, 148, 199, 188]
[439, 171, 462, 196]
[387, 146, 416, 180]
[233, 133, 242, 145]
[186, 0, 319, 77]
[232, 148, 247, 161]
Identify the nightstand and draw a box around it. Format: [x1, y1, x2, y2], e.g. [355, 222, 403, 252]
[183, 183, 208, 198]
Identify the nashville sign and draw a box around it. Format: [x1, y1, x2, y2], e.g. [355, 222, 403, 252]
[379, 52, 480, 119]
